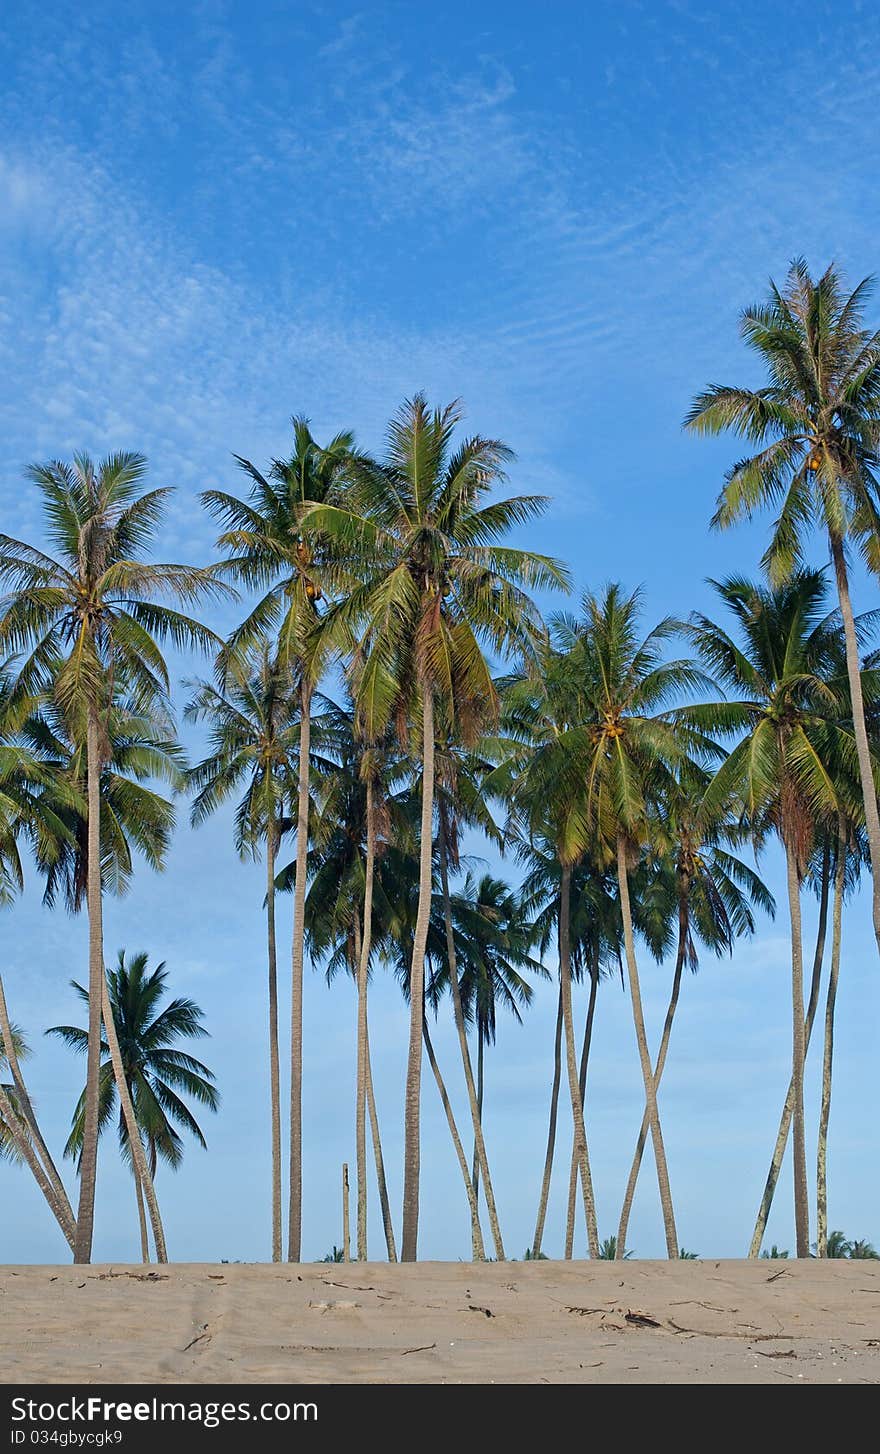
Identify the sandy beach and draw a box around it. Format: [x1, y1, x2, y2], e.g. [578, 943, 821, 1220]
[1, 1260, 878, 1385]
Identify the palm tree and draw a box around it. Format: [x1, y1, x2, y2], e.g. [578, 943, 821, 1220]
[685, 571, 853, 1256]
[615, 762, 774, 1255]
[432, 727, 511, 1261]
[508, 836, 620, 1258]
[185, 646, 300, 1262]
[491, 641, 607, 1259]
[0, 1022, 29, 1162]
[305, 395, 567, 1259]
[48, 951, 218, 1261]
[203, 419, 353, 1263]
[296, 696, 403, 1261]
[0, 452, 222, 1262]
[440, 871, 543, 1219]
[686, 260, 880, 958]
[598, 1236, 633, 1259]
[557, 586, 706, 1259]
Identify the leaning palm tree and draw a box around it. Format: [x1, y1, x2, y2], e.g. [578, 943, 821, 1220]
[686, 260, 880, 957]
[615, 762, 774, 1255]
[0, 452, 222, 1262]
[203, 418, 353, 1263]
[305, 395, 568, 1259]
[0, 1023, 29, 1162]
[557, 586, 707, 1259]
[49, 951, 218, 1261]
[185, 646, 300, 1262]
[685, 571, 853, 1256]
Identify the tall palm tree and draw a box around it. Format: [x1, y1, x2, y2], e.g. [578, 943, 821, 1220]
[489, 642, 606, 1259]
[685, 571, 853, 1256]
[305, 395, 567, 1259]
[185, 647, 300, 1262]
[616, 764, 774, 1254]
[0, 452, 222, 1262]
[557, 586, 706, 1258]
[25, 691, 186, 1259]
[686, 260, 880, 958]
[203, 418, 354, 1263]
[49, 951, 218, 1261]
[0, 1022, 29, 1162]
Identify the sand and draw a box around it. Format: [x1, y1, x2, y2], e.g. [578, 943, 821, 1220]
[1, 1259, 878, 1384]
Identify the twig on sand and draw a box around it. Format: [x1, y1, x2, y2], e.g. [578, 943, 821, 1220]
[766, 1268, 789, 1284]
[400, 1343, 436, 1356]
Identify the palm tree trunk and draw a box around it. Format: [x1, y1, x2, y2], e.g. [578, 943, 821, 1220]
[74, 707, 105, 1264]
[0, 1081, 75, 1249]
[565, 956, 599, 1259]
[830, 535, 880, 956]
[617, 896, 688, 1256]
[365, 1020, 397, 1261]
[748, 844, 830, 1256]
[783, 833, 810, 1258]
[401, 684, 435, 1262]
[471, 1035, 484, 1208]
[422, 1014, 485, 1259]
[817, 825, 845, 1257]
[267, 823, 282, 1263]
[355, 779, 376, 1261]
[100, 983, 168, 1262]
[133, 1163, 149, 1262]
[288, 677, 311, 1263]
[559, 863, 600, 1258]
[616, 836, 678, 1258]
[438, 825, 505, 1259]
[532, 976, 564, 1257]
[0, 972, 75, 1235]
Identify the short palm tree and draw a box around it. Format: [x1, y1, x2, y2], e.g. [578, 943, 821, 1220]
[48, 951, 218, 1261]
[686, 260, 880, 958]
[306, 395, 568, 1260]
[203, 419, 354, 1263]
[685, 570, 853, 1256]
[185, 646, 300, 1262]
[0, 452, 222, 1262]
[441, 870, 544, 1220]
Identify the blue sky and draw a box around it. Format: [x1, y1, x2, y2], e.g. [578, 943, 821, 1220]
[2, 0, 879, 1263]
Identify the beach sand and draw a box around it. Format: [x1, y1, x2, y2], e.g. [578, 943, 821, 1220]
[1, 1259, 878, 1384]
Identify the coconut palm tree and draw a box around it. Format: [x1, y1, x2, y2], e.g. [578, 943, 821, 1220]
[501, 828, 621, 1258]
[555, 586, 707, 1258]
[203, 419, 354, 1263]
[432, 726, 511, 1261]
[185, 646, 300, 1262]
[685, 571, 855, 1256]
[0, 1023, 29, 1162]
[0, 452, 222, 1262]
[439, 870, 544, 1217]
[48, 951, 218, 1261]
[615, 762, 774, 1255]
[489, 641, 606, 1259]
[304, 395, 567, 1259]
[686, 260, 880, 958]
[295, 696, 405, 1261]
